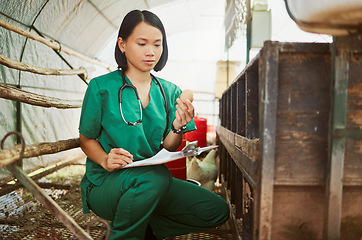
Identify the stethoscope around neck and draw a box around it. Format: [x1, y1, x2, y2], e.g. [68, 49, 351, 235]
[118, 70, 169, 142]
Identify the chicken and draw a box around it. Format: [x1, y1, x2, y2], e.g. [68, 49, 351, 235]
[186, 150, 218, 191]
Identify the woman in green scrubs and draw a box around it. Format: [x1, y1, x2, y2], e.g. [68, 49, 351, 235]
[79, 10, 229, 240]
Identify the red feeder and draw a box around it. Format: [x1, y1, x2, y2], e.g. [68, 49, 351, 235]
[185, 116, 207, 147]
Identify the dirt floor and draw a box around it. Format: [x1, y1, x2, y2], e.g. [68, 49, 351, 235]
[0, 164, 236, 240]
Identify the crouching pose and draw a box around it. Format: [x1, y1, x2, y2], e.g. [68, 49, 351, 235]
[79, 9, 229, 240]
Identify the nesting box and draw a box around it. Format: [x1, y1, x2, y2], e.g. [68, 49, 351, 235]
[218, 39, 362, 240]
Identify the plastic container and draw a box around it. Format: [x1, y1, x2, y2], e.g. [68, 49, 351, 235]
[165, 136, 187, 180]
[185, 117, 207, 147]
[286, 0, 362, 35]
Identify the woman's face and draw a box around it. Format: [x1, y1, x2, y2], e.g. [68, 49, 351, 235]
[118, 22, 163, 73]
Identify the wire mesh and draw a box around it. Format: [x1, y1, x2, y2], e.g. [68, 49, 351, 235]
[0, 165, 234, 240]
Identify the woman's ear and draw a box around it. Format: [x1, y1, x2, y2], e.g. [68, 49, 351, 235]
[118, 37, 126, 52]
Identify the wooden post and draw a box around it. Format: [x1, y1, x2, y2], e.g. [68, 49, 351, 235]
[256, 41, 279, 240]
[324, 36, 349, 240]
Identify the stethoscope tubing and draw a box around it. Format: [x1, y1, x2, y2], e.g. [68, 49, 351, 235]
[117, 70, 169, 145]
[119, 82, 143, 126]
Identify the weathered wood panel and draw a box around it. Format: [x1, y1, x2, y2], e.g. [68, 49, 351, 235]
[237, 77, 246, 136]
[218, 41, 362, 240]
[275, 49, 331, 185]
[246, 61, 259, 139]
[218, 126, 258, 186]
[344, 51, 362, 184]
[272, 186, 325, 240]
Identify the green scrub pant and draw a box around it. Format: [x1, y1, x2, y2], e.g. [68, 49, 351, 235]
[87, 164, 229, 240]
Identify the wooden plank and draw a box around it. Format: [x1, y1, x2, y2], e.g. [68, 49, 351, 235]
[246, 60, 259, 138]
[219, 98, 224, 127]
[235, 169, 243, 219]
[222, 95, 227, 127]
[236, 79, 246, 136]
[344, 138, 362, 186]
[231, 160, 237, 204]
[226, 91, 231, 130]
[272, 186, 325, 240]
[220, 174, 242, 240]
[234, 134, 259, 161]
[278, 42, 330, 53]
[218, 139, 227, 181]
[274, 49, 331, 185]
[217, 126, 257, 187]
[325, 36, 349, 240]
[227, 148, 232, 190]
[218, 125, 260, 161]
[344, 50, 362, 184]
[231, 85, 237, 133]
[256, 41, 279, 240]
[242, 176, 254, 240]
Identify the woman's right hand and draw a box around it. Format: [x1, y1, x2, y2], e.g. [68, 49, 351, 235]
[102, 148, 133, 172]
[79, 134, 133, 172]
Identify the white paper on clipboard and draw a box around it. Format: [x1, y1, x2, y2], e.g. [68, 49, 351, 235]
[123, 145, 218, 168]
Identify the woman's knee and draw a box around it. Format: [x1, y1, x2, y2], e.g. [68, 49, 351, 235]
[197, 195, 230, 227]
[214, 197, 230, 226]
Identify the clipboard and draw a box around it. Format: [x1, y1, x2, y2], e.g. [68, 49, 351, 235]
[123, 141, 218, 168]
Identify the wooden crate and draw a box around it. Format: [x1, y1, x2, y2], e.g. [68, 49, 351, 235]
[218, 39, 362, 240]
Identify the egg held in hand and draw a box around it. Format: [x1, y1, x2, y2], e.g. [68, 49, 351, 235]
[180, 89, 194, 103]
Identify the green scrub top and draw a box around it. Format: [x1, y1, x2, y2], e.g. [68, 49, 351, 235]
[79, 70, 196, 213]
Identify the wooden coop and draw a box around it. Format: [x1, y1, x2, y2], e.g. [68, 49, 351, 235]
[218, 37, 362, 240]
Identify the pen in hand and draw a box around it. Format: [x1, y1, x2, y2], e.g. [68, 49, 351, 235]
[108, 144, 134, 160]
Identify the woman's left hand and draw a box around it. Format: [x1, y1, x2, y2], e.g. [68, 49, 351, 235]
[173, 98, 195, 130]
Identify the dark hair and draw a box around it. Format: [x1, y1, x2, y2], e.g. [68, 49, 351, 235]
[115, 10, 168, 72]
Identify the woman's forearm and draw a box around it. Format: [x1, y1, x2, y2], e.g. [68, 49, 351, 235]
[162, 131, 183, 152]
[79, 133, 108, 168]
[79, 133, 133, 171]
[163, 97, 194, 152]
